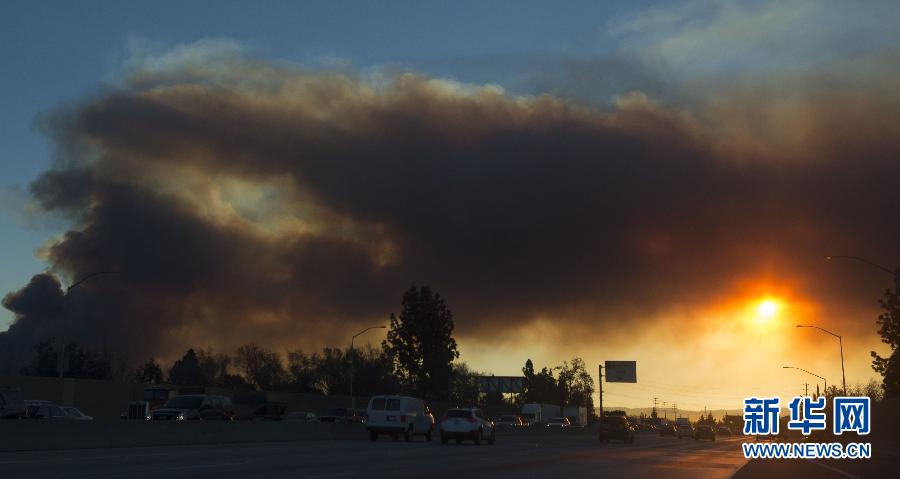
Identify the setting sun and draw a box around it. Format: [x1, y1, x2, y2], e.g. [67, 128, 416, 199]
[757, 299, 779, 318]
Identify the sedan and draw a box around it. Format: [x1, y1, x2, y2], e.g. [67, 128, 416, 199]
[546, 417, 571, 427]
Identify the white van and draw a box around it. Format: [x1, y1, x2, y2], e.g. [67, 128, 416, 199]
[365, 395, 434, 442]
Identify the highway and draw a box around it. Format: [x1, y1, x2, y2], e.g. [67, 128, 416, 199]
[0, 432, 750, 479]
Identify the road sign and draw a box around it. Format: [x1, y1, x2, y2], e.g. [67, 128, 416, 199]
[605, 361, 637, 383]
[478, 376, 524, 393]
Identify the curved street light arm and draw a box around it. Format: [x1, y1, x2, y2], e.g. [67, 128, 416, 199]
[796, 324, 840, 339]
[782, 366, 828, 395]
[352, 325, 387, 341]
[824, 256, 895, 276]
[66, 271, 119, 294]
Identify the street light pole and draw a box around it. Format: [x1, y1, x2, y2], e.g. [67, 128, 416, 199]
[796, 325, 846, 395]
[782, 366, 827, 397]
[349, 325, 386, 411]
[58, 271, 118, 379]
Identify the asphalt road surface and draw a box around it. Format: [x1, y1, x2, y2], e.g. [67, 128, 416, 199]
[0, 432, 750, 479]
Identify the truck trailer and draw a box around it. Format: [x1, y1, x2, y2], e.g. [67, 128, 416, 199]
[521, 403, 561, 425]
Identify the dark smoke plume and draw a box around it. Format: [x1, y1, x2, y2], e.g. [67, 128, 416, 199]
[3, 46, 900, 372]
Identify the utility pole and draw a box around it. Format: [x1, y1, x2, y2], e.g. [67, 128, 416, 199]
[349, 325, 386, 410]
[673, 402, 677, 419]
[804, 382, 809, 396]
[58, 271, 118, 379]
[598, 364, 604, 423]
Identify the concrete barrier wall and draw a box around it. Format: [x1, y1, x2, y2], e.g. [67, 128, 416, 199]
[0, 420, 368, 452]
[1, 375, 464, 421]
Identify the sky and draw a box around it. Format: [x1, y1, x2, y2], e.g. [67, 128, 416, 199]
[1, 0, 899, 410]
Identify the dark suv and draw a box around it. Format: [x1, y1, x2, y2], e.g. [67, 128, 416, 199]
[598, 416, 635, 443]
[694, 424, 716, 441]
[151, 395, 235, 421]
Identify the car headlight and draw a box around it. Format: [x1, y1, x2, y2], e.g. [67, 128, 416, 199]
[145, 415, 152, 421]
[176, 413, 186, 421]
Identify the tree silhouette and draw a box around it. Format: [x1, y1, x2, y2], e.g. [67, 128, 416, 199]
[383, 284, 459, 399]
[133, 357, 163, 384]
[871, 286, 900, 398]
[196, 348, 232, 386]
[20, 340, 59, 376]
[168, 349, 204, 385]
[234, 344, 287, 391]
[557, 357, 596, 419]
[448, 362, 481, 406]
[20, 340, 111, 379]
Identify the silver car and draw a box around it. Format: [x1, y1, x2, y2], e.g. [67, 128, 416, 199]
[439, 408, 495, 445]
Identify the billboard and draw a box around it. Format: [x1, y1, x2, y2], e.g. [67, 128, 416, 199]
[605, 361, 637, 383]
[478, 376, 524, 393]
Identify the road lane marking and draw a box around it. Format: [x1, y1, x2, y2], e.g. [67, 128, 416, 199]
[299, 472, 357, 479]
[165, 460, 251, 470]
[804, 459, 861, 479]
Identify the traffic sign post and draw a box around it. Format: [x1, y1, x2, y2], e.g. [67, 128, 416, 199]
[605, 361, 637, 383]
[599, 360, 637, 423]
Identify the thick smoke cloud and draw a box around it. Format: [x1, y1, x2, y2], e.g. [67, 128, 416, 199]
[2, 47, 900, 372]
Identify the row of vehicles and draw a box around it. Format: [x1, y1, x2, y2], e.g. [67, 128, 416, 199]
[598, 415, 736, 444]
[1, 388, 94, 421]
[365, 395, 496, 445]
[519, 403, 588, 426]
[657, 419, 733, 441]
[129, 386, 370, 422]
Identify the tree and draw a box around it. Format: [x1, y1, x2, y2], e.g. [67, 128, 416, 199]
[196, 348, 232, 386]
[20, 340, 59, 376]
[521, 359, 564, 406]
[349, 345, 402, 397]
[557, 357, 596, 420]
[872, 286, 900, 398]
[286, 348, 322, 393]
[168, 349, 204, 385]
[522, 359, 536, 401]
[234, 344, 287, 391]
[448, 362, 481, 406]
[21, 340, 111, 379]
[382, 285, 459, 399]
[64, 344, 112, 380]
[133, 358, 164, 384]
